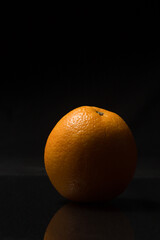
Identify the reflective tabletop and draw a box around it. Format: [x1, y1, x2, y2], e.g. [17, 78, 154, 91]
[0, 175, 160, 239]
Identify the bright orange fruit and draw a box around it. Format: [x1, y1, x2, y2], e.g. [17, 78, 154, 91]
[44, 106, 137, 202]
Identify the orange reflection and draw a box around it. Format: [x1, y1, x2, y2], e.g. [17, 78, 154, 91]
[44, 203, 134, 240]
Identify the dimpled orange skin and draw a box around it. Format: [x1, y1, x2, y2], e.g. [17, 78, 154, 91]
[44, 106, 137, 202]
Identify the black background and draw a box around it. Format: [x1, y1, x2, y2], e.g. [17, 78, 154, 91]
[1, 2, 160, 175]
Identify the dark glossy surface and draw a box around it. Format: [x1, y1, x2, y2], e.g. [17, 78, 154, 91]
[0, 176, 160, 239]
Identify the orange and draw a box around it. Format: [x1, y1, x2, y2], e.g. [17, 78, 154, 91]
[44, 106, 137, 202]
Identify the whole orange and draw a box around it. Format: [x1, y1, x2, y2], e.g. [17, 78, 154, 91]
[44, 106, 137, 202]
